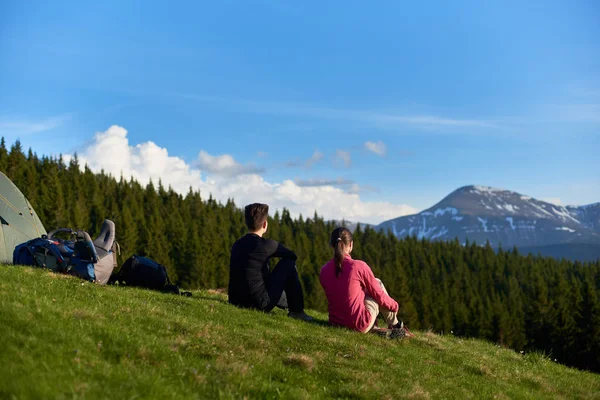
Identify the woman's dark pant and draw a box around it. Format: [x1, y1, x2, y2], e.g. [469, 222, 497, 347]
[265, 258, 305, 313]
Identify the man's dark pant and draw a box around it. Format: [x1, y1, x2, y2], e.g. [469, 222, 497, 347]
[265, 258, 304, 313]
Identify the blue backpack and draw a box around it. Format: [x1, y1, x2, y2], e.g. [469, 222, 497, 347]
[13, 220, 117, 284]
[13, 229, 98, 281]
[13, 237, 72, 273]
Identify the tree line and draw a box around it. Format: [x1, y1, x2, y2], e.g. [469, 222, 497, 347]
[1, 138, 599, 373]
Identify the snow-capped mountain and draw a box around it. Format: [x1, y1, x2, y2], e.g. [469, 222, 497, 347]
[567, 202, 600, 233]
[376, 186, 600, 258]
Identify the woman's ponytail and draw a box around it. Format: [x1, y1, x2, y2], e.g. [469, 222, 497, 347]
[330, 227, 353, 278]
[334, 239, 344, 277]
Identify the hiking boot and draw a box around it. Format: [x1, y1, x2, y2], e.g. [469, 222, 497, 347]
[372, 325, 413, 340]
[370, 327, 393, 339]
[390, 325, 415, 339]
[288, 311, 313, 322]
[389, 320, 404, 330]
[390, 327, 408, 339]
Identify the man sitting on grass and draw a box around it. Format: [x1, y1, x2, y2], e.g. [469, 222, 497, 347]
[228, 203, 312, 321]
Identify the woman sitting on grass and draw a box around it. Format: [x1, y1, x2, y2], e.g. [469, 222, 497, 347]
[319, 227, 411, 338]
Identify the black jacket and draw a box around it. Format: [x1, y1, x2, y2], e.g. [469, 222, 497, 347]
[228, 233, 297, 309]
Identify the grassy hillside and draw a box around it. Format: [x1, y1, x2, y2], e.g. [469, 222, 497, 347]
[1, 265, 598, 399]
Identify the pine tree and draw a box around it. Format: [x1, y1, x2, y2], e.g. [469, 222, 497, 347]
[0, 137, 598, 372]
[0, 137, 8, 171]
[6, 140, 27, 185]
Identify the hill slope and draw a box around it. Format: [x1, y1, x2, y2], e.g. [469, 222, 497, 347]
[1, 266, 599, 399]
[377, 185, 600, 261]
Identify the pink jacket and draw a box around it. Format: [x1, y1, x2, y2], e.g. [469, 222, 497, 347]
[319, 254, 399, 332]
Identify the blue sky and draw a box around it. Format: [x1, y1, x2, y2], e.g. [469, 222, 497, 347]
[1, 0, 599, 223]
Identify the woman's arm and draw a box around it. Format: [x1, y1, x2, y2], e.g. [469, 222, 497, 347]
[360, 262, 399, 312]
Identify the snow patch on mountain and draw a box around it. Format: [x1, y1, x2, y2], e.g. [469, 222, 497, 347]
[506, 217, 515, 230]
[480, 200, 493, 210]
[478, 217, 488, 232]
[552, 207, 580, 224]
[516, 220, 536, 230]
[421, 208, 459, 224]
[434, 207, 458, 217]
[530, 203, 554, 218]
[430, 227, 449, 240]
[391, 221, 398, 237]
[556, 227, 576, 233]
[472, 185, 504, 193]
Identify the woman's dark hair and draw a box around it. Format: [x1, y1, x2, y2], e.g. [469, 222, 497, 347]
[330, 227, 353, 277]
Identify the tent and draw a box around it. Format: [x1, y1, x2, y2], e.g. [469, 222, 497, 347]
[0, 172, 46, 263]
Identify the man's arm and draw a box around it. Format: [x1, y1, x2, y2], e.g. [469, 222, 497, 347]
[264, 239, 298, 260]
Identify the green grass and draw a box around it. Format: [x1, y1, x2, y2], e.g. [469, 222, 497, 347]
[1, 265, 599, 400]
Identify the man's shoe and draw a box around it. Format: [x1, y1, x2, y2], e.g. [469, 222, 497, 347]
[288, 311, 313, 322]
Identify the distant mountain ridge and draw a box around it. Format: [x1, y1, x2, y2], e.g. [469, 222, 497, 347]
[376, 185, 600, 261]
[332, 220, 374, 232]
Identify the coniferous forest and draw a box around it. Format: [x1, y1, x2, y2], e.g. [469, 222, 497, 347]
[1, 139, 599, 373]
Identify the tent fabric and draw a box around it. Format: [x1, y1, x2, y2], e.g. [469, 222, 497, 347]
[0, 172, 46, 263]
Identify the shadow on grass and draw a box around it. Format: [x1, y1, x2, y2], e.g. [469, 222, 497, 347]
[307, 318, 330, 327]
[193, 294, 229, 304]
[215, 300, 331, 327]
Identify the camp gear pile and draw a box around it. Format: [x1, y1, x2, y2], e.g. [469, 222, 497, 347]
[13, 219, 118, 285]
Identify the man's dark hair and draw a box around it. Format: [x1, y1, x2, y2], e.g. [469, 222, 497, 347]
[244, 203, 269, 232]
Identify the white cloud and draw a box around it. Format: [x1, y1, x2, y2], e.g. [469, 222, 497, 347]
[543, 198, 562, 206]
[550, 104, 600, 123]
[347, 184, 379, 194]
[364, 140, 387, 156]
[347, 184, 362, 195]
[69, 125, 418, 224]
[371, 114, 493, 128]
[335, 150, 352, 168]
[294, 179, 380, 196]
[286, 150, 324, 168]
[67, 125, 202, 192]
[0, 114, 71, 135]
[305, 150, 324, 168]
[197, 150, 264, 177]
[294, 178, 354, 187]
[172, 92, 494, 130]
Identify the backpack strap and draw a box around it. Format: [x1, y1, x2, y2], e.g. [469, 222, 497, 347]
[74, 230, 98, 263]
[47, 228, 74, 239]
